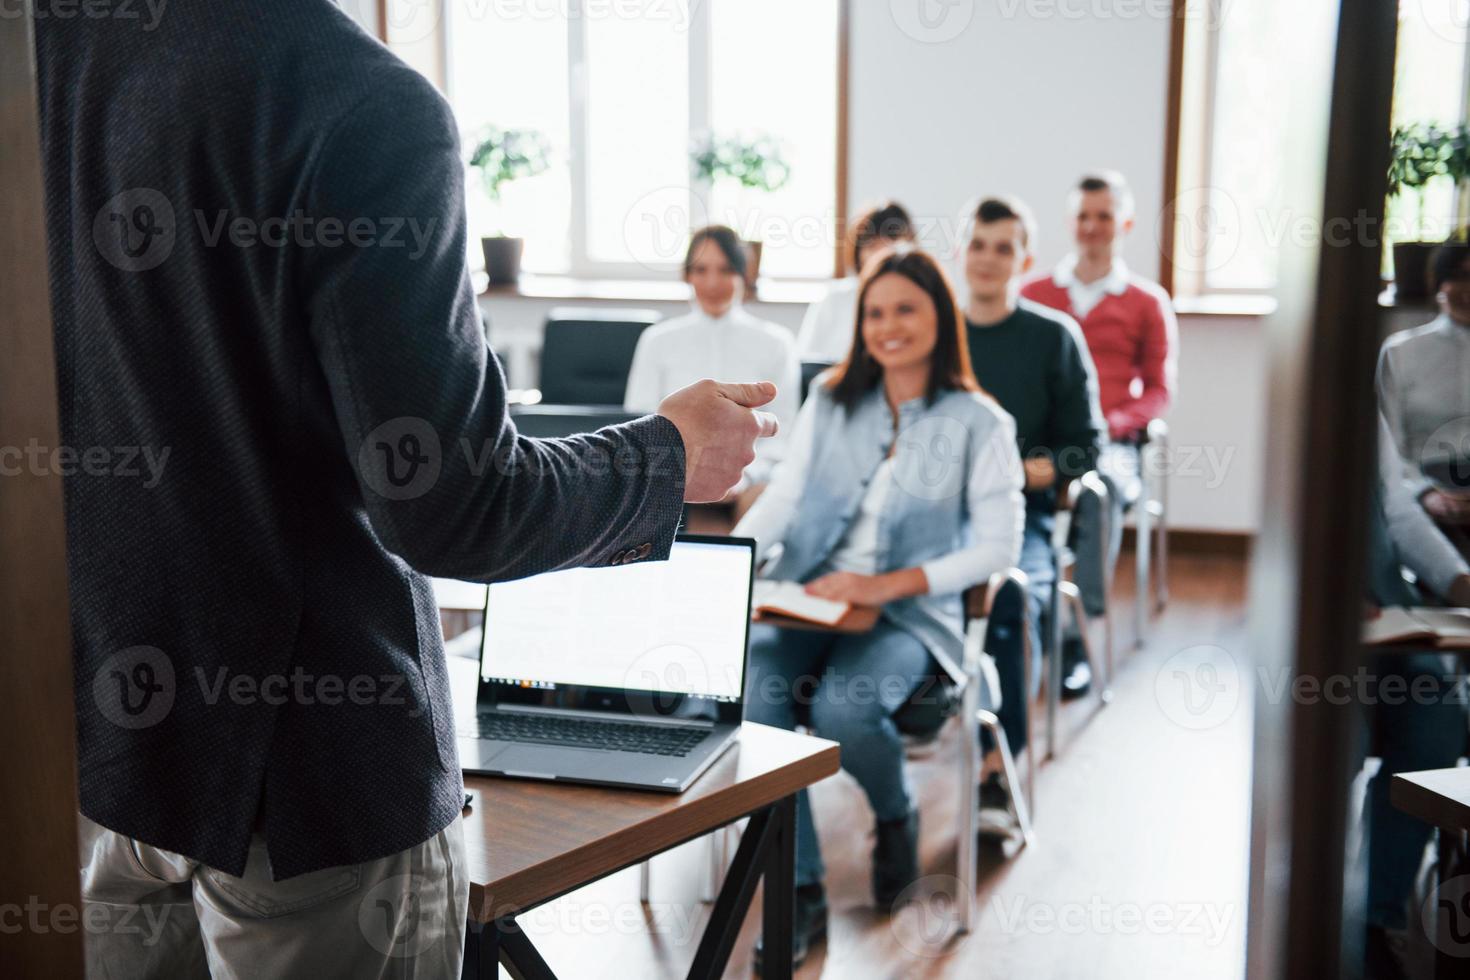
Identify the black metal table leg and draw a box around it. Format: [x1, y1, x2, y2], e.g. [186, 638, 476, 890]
[685, 800, 786, 980]
[496, 918, 558, 980]
[761, 795, 796, 979]
[461, 916, 497, 980]
[461, 795, 800, 980]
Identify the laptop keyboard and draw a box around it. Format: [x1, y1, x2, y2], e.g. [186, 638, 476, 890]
[468, 713, 711, 757]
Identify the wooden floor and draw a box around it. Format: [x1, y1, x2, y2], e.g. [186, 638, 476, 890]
[506, 551, 1252, 979]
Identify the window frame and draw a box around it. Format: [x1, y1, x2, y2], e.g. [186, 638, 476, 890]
[436, 0, 849, 283]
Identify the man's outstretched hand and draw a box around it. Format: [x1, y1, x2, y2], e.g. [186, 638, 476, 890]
[658, 380, 780, 503]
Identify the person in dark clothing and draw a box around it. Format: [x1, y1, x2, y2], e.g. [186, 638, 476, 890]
[37, 5, 777, 975]
[960, 196, 1105, 836]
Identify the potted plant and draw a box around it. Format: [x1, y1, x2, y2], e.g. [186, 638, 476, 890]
[690, 132, 792, 289]
[468, 126, 551, 285]
[1387, 122, 1467, 301]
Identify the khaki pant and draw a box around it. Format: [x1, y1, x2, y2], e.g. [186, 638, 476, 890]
[77, 814, 469, 979]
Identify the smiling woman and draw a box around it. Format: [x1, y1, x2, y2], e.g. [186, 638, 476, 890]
[731, 244, 1023, 966]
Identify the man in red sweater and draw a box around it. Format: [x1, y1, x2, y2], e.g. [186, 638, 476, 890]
[1022, 171, 1178, 696]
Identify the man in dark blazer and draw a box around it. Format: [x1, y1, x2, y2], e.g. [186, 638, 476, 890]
[36, 4, 777, 976]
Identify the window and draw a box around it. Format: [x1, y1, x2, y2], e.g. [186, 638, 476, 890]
[1170, 0, 1467, 295]
[445, 0, 840, 280]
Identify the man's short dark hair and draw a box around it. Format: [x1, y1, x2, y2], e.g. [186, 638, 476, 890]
[1072, 170, 1136, 220]
[1431, 240, 1470, 292]
[973, 196, 1037, 252]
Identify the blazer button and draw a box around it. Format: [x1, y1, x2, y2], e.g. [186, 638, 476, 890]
[635, 543, 652, 560]
[610, 550, 626, 565]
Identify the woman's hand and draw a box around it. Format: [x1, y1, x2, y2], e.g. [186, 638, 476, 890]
[803, 568, 929, 607]
[803, 571, 892, 606]
[1423, 488, 1470, 525]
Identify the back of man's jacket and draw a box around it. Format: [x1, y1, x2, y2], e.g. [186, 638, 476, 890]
[36, 0, 685, 879]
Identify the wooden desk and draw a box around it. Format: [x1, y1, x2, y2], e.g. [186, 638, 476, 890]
[461, 720, 838, 978]
[1391, 768, 1470, 976]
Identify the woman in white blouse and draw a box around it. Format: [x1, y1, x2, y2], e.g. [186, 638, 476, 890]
[735, 245, 1024, 967]
[624, 225, 799, 499]
[795, 201, 917, 362]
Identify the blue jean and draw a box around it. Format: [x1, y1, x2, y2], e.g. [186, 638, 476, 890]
[986, 508, 1055, 755]
[1364, 653, 1466, 929]
[744, 619, 934, 887]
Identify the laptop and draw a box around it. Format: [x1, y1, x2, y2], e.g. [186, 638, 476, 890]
[459, 534, 755, 792]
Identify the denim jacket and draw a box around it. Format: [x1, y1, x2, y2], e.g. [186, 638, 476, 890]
[740, 378, 1024, 687]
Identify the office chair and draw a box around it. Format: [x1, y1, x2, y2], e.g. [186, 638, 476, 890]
[799, 359, 835, 404]
[508, 405, 640, 439]
[638, 569, 1035, 937]
[1043, 472, 1113, 763]
[535, 307, 660, 406]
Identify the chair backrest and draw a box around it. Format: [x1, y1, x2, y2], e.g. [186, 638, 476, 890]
[799, 359, 835, 404]
[509, 405, 640, 439]
[539, 307, 661, 405]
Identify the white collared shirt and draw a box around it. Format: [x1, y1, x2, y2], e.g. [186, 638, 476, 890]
[1054, 253, 1130, 320]
[795, 276, 861, 362]
[1378, 313, 1470, 501]
[624, 303, 801, 477]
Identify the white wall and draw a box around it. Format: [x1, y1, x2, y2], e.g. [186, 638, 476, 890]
[481, 3, 1271, 536]
[848, 2, 1173, 278]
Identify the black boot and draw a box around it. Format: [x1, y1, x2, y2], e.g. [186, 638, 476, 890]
[753, 882, 828, 974]
[872, 807, 920, 910]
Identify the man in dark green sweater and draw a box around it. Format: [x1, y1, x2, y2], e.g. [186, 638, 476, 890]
[962, 197, 1105, 830]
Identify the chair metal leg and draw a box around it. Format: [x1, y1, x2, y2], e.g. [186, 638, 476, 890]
[1062, 581, 1111, 705]
[699, 827, 729, 903]
[1149, 428, 1170, 612]
[1046, 564, 1063, 762]
[1134, 475, 1151, 650]
[956, 644, 981, 934]
[977, 709, 1034, 849]
[638, 858, 651, 903]
[1021, 601, 1036, 819]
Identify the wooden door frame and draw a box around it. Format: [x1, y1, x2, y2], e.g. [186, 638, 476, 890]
[0, 5, 84, 976]
[1244, 1, 1399, 976]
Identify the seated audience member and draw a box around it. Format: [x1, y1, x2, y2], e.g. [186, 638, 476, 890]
[1377, 240, 1470, 538]
[625, 225, 800, 504]
[1021, 170, 1177, 695]
[735, 245, 1024, 967]
[961, 196, 1105, 825]
[795, 201, 917, 362]
[1361, 415, 1470, 980]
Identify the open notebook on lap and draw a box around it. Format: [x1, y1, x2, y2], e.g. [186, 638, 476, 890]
[459, 535, 755, 792]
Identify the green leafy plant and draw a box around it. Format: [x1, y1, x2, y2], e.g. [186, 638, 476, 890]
[1387, 122, 1469, 241]
[467, 126, 551, 236]
[690, 132, 792, 194]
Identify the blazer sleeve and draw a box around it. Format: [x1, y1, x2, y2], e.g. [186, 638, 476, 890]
[298, 69, 685, 582]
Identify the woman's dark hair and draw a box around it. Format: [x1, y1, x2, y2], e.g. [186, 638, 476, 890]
[848, 201, 916, 274]
[825, 244, 980, 413]
[683, 225, 747, 280]
[1431, 240, 1470, 292]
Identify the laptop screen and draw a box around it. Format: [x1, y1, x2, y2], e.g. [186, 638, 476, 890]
[480, 537, 753, 704]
